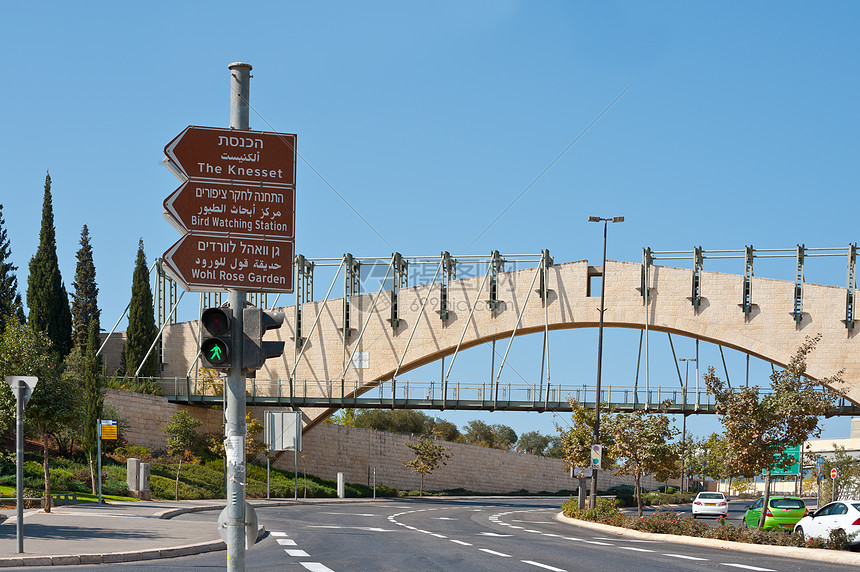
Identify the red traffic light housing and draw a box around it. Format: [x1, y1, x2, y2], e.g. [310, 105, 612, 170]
[200, 307, 233, 369]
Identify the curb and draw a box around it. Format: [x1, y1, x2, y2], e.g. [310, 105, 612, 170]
[554, 512, 860, 566]
[0, 525, 265, 568]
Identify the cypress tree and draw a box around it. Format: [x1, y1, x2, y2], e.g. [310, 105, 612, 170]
[71, 224, 100, 352]
[0, 204, 25, 330]
[125, 238, 158, 377]
[27, 172, 73, 357]
[82, 320, 103, 494]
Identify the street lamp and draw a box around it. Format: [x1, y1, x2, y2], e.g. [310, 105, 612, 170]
[587, 215, 624, 508]
[678, 357, 697, 492]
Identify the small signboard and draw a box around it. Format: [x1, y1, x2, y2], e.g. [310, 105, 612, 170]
[99, 419, 118, 440]
[4, 376, 38, 407]
[831, 468, 838, 480]
[265, 411, 302, 452]
[770, 444, 801, 477]
[590, 444, 602, 469]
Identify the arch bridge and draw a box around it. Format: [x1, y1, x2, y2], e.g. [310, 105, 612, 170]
[155, 245, 860, 428]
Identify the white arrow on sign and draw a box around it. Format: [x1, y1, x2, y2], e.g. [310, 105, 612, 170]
[5, 376, 38, 407]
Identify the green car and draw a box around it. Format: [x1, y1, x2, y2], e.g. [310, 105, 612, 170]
[742, 496, 808, 530]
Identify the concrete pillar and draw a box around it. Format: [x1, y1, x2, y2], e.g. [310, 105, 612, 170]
[127, 458, 140, 492]
[139, 463, 151, 501]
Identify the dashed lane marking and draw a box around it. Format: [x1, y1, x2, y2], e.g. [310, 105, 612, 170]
[618, 547, 654, 553]
[522, 561, 566, 572]
[321, 512, 376, 517]
[663, 554, 708, 561]
[478, 532, 513, 537]
[285, 549, 310, 557]
[276, 538, 297, 546]
[270, 532, 288, 537]
[720, 565, 776, 572]
[479, 548, 512, 557]
[450, 539, 472, 546]
[300, 563, 335, 572]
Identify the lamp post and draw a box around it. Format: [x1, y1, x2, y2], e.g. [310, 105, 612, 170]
[587, 215, 624, 508]
[678, 357, 696, 492]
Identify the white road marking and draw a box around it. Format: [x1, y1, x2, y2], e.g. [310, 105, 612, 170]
[592, 537, 655, 543]
[450, 539, 472, 546]
[285, 549, 310, 557]
[321, 512, 376, 517]
[524, 529, 542, 533]
[270, 532, 288, 537]
[434, 517, 457, 520]
[306, 525, 393, 532]
[478, 532, 513, 537]
[583, 540, 613, 545]
[300, 563, 335, 572]
[720, 565, 776, 572]
[513, 520, 556, 524]
[276, 538, 297, 546]
[480, 548, 512, 557]
[523, 561, 566, 572]
[663, 554, 708, 561]
[431, 533, 447, 538]
[618, 547, 654, 553]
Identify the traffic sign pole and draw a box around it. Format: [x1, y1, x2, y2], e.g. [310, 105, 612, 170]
[16, 380, 25, 553]
[225, 61, 251, 572]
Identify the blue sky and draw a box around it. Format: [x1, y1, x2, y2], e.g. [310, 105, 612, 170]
[1, 2, 857, 443]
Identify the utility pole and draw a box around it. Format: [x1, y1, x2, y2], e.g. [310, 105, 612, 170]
[587, 216, 624, 508]
[225, 61, 251, 572]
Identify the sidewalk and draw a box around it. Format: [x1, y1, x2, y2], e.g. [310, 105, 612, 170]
[0, 498, 267, 567]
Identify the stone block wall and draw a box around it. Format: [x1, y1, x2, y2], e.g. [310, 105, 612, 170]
[105, 389, 675, 494]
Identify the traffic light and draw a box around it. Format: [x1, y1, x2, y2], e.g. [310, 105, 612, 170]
[200, 307, 233, 369]
[242, 307, 285, 372]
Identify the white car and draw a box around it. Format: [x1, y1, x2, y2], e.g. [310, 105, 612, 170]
[793, 500, 860, 545]
[691, 492, 729, 518]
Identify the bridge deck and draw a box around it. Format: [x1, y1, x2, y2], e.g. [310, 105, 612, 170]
[156, 378, 860, 416]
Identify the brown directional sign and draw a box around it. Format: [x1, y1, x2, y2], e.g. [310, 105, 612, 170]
[163, 179, 295, 239]
[162, 233, 294, 293]
[164, 126, 297, 186]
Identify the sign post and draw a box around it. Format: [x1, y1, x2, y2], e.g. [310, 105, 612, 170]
[97, 420, 118, 504]
[6, 376, 38, 554]
[162, 63, 296, 571]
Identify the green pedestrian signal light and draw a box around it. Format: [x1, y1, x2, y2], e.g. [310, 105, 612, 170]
[200, 307, 233, 370]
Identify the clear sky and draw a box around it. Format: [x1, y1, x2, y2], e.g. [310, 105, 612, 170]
[1, 2, 857, 443]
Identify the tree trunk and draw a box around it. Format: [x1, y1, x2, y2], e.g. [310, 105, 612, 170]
[174, 457, 182, 501]
[758, 469, 772, 529]
[41, 428, 52, 513]
[88, 451, 97, 495]
[635, 473, 643, 517]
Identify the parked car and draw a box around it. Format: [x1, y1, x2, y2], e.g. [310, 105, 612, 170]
[793, 500, 860, 545]
[691, 492, 729, 518]
[741, 496, 808, 530]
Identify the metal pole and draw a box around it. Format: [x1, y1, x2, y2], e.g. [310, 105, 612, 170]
[16, 381, 24, 553]
[590, 220, 608, 508]
[97, 421, 103, 504]
[225, 61, 251, 572]
[294, 447, 298, 501]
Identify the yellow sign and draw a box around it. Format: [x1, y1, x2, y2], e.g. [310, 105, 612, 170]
[100, 420, 118, 440]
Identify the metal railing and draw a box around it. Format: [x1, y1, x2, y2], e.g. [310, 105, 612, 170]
[153, 377, 859, 415]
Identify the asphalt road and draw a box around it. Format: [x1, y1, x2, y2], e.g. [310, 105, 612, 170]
[11, 497, 854, 572]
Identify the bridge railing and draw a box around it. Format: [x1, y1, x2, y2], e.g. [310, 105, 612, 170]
[154, 376, 856, 414]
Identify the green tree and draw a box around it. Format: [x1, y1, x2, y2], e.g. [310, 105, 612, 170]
[403, 435, 452, 496]
[556, 399, 617, 473]
[516, 430, 553, 455]
[0, 204, 25, 330]
[27, 173, 72, 358]
[124, 239, 157, 377]
[461, 420, 517, 450]
[71, 225, 100, 352]
[164, 410, 204, 500]
[0, 322, 80, 512]
[82, 321, 103, 493]
[819, 445, 860, 504]
[427, 418, 460, 442]
[604, 409, 679, 516]
[704, 335, 844, 529]
[353, 409, 429, 435]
